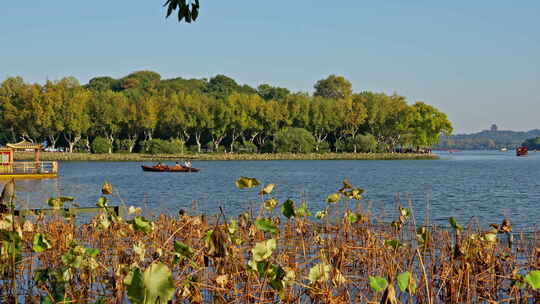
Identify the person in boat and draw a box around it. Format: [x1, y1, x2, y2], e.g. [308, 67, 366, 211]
[174, 161, 181, 168]
[183, 160, 192, 168]
[156, 162, 164, 168]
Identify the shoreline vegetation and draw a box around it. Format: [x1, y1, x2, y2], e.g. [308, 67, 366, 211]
[15, 151, 439, 162]
[0, 179, 538, 303]
[1, 73, 452, 157]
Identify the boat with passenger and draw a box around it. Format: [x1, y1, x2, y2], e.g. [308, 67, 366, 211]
[141, 162, 199, 173]
[516, 146, 528, 157]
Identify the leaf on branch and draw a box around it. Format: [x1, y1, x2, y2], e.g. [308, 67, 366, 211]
[164, 0, 200, 23]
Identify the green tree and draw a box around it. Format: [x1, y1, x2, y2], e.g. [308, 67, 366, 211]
[207, 97, 230, 150]
[60, 80, 91, 152]
[39, 80, 66, 148]
[160, 92, 189, 148]
[355, 133, 378, 152]
[257, 84, 290, 101]
[313, 75, 353, 100]
[91, 136, 112, 153]
[226, 93, 263, 152]
[119, 93, 142, 153]
[89, 90, 126, 153]
[0, 77, 42, 142]
[273, 127, 316, 153]
[135, 95, 159, 141]
[409, 102, 453, 148]
[158, 77, 207, 94]
[360, 92, 412, 151]
[183, 93, 212, 152]
[241, 95, 264, 149]
[282, 94, 310, 129]
[335, 98, 367, 152]
[306, 97, 342, 152]
[253, 100, 286, 150]
[205, 74, 240, 99]
[86, 77, 120, 92]
[120, 71, 162, 91]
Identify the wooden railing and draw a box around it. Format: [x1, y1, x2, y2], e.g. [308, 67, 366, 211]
[0, 161, 58, 175]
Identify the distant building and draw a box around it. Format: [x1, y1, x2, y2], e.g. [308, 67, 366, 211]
[490, 124, 498, 132]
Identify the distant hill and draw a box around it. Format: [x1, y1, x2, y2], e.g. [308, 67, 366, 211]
[435, 129, 540, 150]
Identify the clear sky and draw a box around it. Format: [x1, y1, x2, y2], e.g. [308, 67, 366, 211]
[1, 1, 539, 134]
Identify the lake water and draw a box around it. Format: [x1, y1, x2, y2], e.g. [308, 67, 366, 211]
[4, 150, 540, 229]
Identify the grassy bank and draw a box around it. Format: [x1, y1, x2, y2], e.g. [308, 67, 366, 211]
[0, 178, 538, 303]
[15, 151, 439, 161]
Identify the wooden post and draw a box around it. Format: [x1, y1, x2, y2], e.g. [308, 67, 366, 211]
[9, 149, 13, 173]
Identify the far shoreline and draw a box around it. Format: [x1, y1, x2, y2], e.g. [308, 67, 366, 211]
[15, 151, 439, 162]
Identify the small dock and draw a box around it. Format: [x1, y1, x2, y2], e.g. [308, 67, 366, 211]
[0, 141, 58, 179]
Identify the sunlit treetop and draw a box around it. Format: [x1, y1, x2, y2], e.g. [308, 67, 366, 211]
[164, 0, 200, 23]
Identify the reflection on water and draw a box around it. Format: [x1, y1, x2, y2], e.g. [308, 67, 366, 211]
[2, 150, 540, 229]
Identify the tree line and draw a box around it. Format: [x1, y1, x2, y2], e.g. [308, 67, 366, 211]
[0, 71, 453, 154]
[436, 129, 540, 150]
[522, 137, 540, 150]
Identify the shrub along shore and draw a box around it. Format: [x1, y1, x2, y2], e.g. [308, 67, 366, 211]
[15, 151, 439, 162]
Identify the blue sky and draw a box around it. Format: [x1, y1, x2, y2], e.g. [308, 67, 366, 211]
[1, 1, 539, 133]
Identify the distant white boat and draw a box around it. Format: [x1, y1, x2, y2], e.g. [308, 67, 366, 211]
[500, 148, 508, 152]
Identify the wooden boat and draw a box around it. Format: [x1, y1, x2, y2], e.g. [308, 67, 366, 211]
[141, 165, 199, 173]
[516, 146, 528, 157]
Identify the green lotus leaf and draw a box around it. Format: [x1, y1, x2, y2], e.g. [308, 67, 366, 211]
[397, 271, 417, 293]
[525, 270, 540, 289]
[255, 218, 279, 234]
[384, 239, 405, 250]
[125, 262, 175, 304]
[96, 196, 108, 208]
[369, 276, 388, 293]
[345, 210, 358, 224]
[129, 216, 154, 234]
[281, 199, 295, 219]
[483, 233, 497, 243]
[32, 233, 52, 253]
[449, 217, 463, 231]
[295, 202, 311, 217]
[251, 238, 277, 262]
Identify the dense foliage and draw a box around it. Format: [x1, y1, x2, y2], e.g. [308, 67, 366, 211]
[91, 136, 111, 154]
[436, 129, 540, 150]
[0, 72, 452, 154]
[140, 138, 185, 155]
[273, 128, 316, 153]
